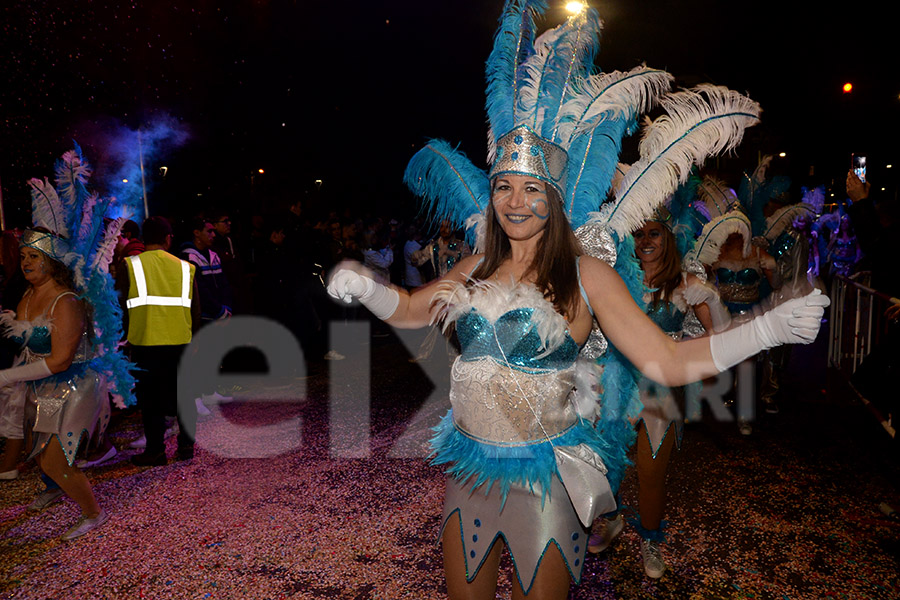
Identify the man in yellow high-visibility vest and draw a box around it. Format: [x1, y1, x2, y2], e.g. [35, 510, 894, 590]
[125, 216, 201, 466]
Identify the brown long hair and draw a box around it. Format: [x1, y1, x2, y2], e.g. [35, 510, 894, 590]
[471, 186, 582, 320]
[641, 224, 682, 309]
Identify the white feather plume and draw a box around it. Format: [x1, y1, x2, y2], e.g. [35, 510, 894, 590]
[686, 210, 753, 265]
[764, 203, 814, 242]
[517, 10, 601, 139]
[604, 85, 761, 236]
[465, 213, 487, 254]
[90, 217, 126, 275]
[27, 177, 68, 237]
[517, 25, 571, 134]
[555, 66, 673, 144]
[55, 149, 92, 213]
[697, 176, 738, 219]
[76, 192, 101, 243]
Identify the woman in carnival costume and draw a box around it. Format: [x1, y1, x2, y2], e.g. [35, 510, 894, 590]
[0, 146, 135, 540]
[588, 181, 733, 578]
[329, 2, 828, 596]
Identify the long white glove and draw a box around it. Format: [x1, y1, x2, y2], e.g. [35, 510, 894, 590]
[327, 269, 400, 321]
[709, 289, 830, 371]
[683, 282, 732, 333]
[0, 359, 53, 387]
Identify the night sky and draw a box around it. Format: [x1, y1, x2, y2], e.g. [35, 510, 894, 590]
[1, 1, 896, 226]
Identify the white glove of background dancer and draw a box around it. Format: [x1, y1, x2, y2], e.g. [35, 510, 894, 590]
[683, 282, 732, 333]
[709, 289, 830, 371]
[0, 359, 53, 387]
[327, 269, 400, 320]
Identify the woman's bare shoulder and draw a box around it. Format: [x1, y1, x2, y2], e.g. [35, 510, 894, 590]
[577, 254, 617, 279]
[447, 254, 484, 281]
[50, 290, 84, 317]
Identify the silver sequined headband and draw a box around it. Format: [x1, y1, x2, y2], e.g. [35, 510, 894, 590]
[20, 229, 70, 260]
[489, 125, 568, 200]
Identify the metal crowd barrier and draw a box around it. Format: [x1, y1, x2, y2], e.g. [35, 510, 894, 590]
[828, 273, 899, 437]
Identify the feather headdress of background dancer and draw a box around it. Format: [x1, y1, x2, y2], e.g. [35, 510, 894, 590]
[403, 0, 761, 491]
[20, 144, 136, 407]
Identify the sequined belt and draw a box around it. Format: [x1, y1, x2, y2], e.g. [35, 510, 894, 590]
[718, 283, 760, 305]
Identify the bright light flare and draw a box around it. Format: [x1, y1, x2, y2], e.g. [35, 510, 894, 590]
[258, 168, 265, 174]
[565, 2, 586, 15]
[843, 83, 853, 93]
[779, 152, 787, 158]
[122, 178, 129, 183]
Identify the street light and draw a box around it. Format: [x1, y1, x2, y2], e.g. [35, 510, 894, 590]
[565, 2, 586, 15]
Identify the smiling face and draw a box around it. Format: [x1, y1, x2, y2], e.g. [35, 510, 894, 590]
[633, 221, 667, 267]
[491, 174, 551, 242]
[19, 247, 52, 286]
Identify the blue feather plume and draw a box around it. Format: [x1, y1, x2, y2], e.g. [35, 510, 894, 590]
[485, 0, 548, 156]
[594, 232, 646, 492]
[667, 174, 706, 258]
[403, 139, 491, 248]
[564, 115, 637, 228]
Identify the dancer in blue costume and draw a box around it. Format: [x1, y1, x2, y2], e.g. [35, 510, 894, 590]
[589, 217, 732, 578]
[0, 147, 135, 540]
[329, 3, 827, 596]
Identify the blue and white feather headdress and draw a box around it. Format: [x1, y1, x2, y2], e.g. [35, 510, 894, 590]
[405, 0, 760, 256]
[25, 144, 136, 407]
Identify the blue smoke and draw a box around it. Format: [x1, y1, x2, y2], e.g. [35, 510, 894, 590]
[92, 114, 190, 222]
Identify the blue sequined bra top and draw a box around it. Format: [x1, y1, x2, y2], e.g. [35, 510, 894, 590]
[0, 291, 90, 365]
[456, 307, 580, 373]
[715, 267, 761, 286]
[433, 278, 583, 444]
[10, 325, 52, 356]
[645, 301, 685, 338]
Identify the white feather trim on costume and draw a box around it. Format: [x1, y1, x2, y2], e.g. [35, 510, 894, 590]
[0, 312, 55, 351]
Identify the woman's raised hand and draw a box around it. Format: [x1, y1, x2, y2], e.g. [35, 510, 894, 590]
[709, 289, 830, 371]
[326, 263, 400, 320]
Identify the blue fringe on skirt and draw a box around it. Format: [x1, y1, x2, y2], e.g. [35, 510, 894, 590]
[429, 410, 623, 506]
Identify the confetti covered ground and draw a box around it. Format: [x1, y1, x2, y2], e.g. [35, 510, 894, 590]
[2, 332, 898, 600]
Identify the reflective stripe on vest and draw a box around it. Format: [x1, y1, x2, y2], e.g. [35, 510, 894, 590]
[126, 255, 192, 309]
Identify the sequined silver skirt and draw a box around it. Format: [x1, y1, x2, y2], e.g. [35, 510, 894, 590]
[441, 474, 588, 591]
[24, 368, 109, 466]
